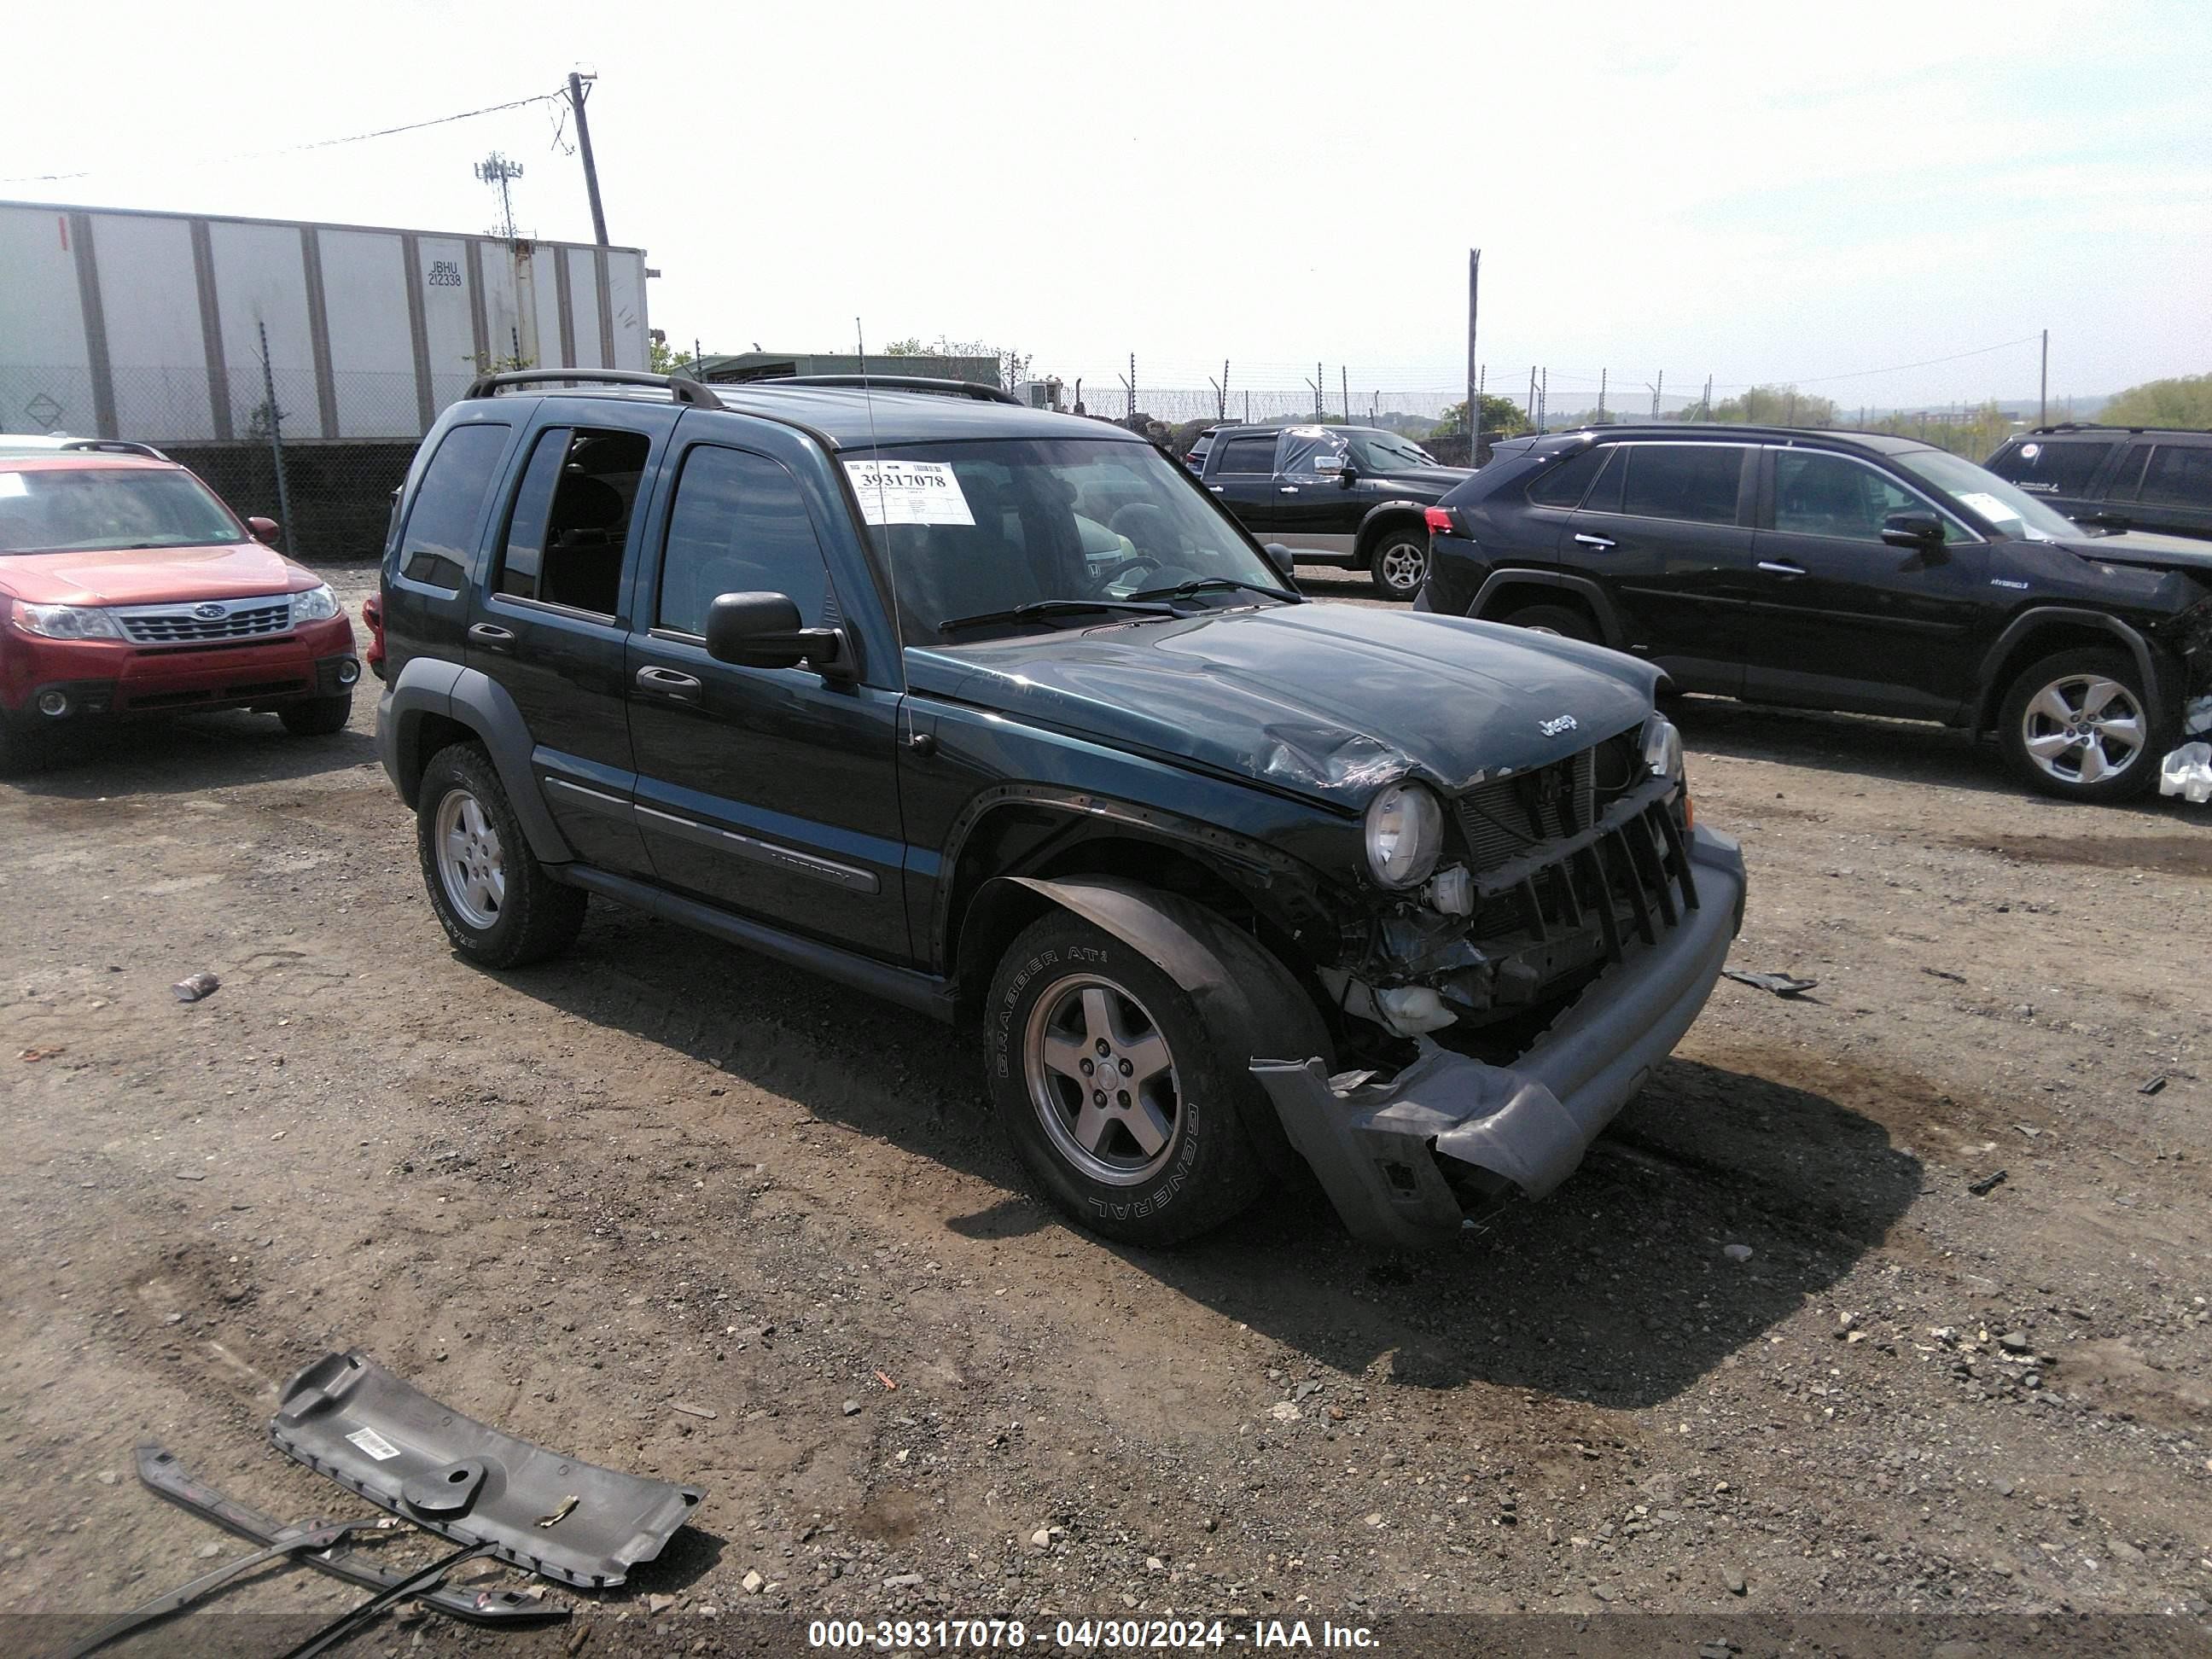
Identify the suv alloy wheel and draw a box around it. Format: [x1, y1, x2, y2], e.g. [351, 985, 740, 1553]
[1369, 526, 1429, 599]
[415, 743, 588, 967]
[1997, 648, 2164, 803]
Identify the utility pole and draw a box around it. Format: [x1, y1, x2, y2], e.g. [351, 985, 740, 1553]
[1243, 390, 1250, 422]
[1651, 370, 1663, 418]
[474, 152, 525, 242]
[1208, 373, 1225, 421]
[1702, 375, 1712, 420]
[567, 71, 608, 245]
[1539, 367, 1547, 433]
[255, 320, 293, 551]
[1341, 365, 1349, 427]
[1465, 248, 1481, 464]
[2039, 329, 2048, 426]
[1314, 361, 1324, 420]
[1527, 365, 1536, 426]
[1597, 368, 1607, 423]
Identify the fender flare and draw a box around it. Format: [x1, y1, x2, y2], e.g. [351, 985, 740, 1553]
[996, 874, 1331, 1187]
[1973, 605, 2172, 730]
[377, 657, 573, 864]
[1469, 568, 1629, 649]
[1354, 499, 1432, 558]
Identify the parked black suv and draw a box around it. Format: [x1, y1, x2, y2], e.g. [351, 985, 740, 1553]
[374, 370, 1744, 1249]
[1196, 424, 1466, 597]
[1421, 425, 2212, 803]
[1983, 424, 2212, 542]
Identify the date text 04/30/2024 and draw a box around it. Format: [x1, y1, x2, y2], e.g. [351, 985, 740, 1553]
[806, 1618, 1380, 1650]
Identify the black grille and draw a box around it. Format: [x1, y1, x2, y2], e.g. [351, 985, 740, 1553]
[1457, 748, 1596, 869]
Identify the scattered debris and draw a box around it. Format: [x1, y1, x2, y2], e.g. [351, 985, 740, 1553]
[2014, 1124, 2041, 1138]
[1268, 1400, 1301, 1423]
[172, 1172, 205, 1183]
[841, 1399, 861, 1417]
[645, 1593, 675, 1615]
[882, 1573, 924, 1589]
[1967, 1169, 2009, 1196]
[2158, 742, 2211, 804]
[874, 1370, 898, 1391]
[1722, 969, 1818, 998]
[1726, 1569, 1748, 1596]
[742, 1569, 765, 1594]
[1999, 1331, 2032, 1354]
[171, 972, 220, 1004]
[1722, 1243, 1755, 1263]
[1920, 968, 1966, 984]
[17, 1045, 65, 1062]
[670, 1402, 718, 1421]
[2139, 1074, 2168, 1097]
[536, 1495, 579, 1529]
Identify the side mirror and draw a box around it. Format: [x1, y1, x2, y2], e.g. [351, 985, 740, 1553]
[704, 591, 844, 672]
[1261, 543, 1298, 584]
[1879, 510, 1944, 550]
[246, 515, 280, 544]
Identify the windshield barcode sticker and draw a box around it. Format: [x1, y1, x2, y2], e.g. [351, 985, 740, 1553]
[843, 459, 975, 527]
[345, 1426, 403, 1461]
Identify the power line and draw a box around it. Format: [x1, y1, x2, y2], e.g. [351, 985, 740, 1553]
[3, 90, 564, 183]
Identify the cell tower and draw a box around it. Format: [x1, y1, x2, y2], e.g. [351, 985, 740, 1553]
[474, 152, 525, 242]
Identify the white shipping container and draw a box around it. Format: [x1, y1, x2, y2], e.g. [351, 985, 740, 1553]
[0, 200, 651, 443]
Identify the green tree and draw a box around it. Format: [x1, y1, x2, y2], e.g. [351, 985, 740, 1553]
[1696, 384, 1837, 427]
[882, 338, 927, 357]
[648, 338, 697, 375]
[1431, 394, 1530, 439]
[2100, 372, 2212, 428]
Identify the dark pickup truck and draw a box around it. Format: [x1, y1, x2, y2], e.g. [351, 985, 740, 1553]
[372, 370, 1744, 1249]
[1196, 424, 1468, 598]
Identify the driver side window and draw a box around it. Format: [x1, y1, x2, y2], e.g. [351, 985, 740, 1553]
[1773, 451, 1953, 543]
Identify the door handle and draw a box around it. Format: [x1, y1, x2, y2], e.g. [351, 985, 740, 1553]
[467, 622, 515, 652]
[635, 665, 703, 701]
[1757, 560, 1808, 577]
[1573, 533, 1617, 550]
[1208, 485, 1225, 493]
[1278, 486, 1300, 493]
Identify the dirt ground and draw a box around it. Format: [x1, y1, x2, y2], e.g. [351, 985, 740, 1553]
[3, 563, 2208, 1655]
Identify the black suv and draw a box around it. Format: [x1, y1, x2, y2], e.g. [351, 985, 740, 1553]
[1983, 424, 2212, 542]
[1421, 425, 2212, 804]
[374, 370, 1745, 1249]
[1196, 424, 1466, 598]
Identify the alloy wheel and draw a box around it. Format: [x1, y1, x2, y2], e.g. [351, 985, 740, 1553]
[1022, 974, 1181, 1185]
[434, 788, 506, 930]
[2019, 672, 2146, 788]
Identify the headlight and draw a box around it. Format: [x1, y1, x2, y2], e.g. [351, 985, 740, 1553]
[1640, 712, 1685, 782]
[1364, 781, 1445, 889]
[291, 584, 340, 623]
[15, 602, 124, 641]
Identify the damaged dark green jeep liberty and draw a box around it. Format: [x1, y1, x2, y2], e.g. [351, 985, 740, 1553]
[372, 370, 1747, 1248]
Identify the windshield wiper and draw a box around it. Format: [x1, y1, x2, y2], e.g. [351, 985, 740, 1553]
[1126, 577, 1299, 604]
[937, 598, 1179, 636]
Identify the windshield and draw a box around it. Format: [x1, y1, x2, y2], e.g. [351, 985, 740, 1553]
[1351, 432, 1440, 471]
[845, 437, 1289, 642]
[0, 466, 243, 554]
[1895, 450, 2082, 542]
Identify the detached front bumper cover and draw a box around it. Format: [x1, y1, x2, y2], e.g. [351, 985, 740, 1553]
[1254, 824, 1747, 1247]
[272, 1350, 701, 1588]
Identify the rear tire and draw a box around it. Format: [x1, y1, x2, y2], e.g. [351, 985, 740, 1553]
[416, 742, 586, 968]
[1997, 647, 2164, 803]
[279, 694, 352, 736]
[1367, 527, 1429, 599]
[1497, 602, 1598, 643]
[984, 910, 1271, 1247]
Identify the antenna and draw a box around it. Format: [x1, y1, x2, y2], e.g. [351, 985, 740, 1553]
[853, 318, 909, 691]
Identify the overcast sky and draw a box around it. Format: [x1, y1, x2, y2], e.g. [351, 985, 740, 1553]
[6, 0, 2207, 413]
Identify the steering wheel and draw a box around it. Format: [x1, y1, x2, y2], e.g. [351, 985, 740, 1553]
[1095, 555, 1162, 588]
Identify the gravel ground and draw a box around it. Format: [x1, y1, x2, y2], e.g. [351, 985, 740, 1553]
[2, 565, 2207, 1655]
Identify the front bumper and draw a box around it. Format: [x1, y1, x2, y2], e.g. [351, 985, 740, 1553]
[1253, 824, 1747, 1247]
[0, 615, 358, 722]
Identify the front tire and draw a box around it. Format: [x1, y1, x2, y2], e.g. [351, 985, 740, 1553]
[1997, 647, 2163, 803]
[1368, 527, 1429, 599]
[985, 911, 1270, 1247]
[279, 694, 352, 736]
[416, 742, 586, 967]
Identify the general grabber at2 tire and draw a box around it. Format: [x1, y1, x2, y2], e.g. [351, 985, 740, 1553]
[415, 742, 587, 969]
[985, 909, 1272, 1247]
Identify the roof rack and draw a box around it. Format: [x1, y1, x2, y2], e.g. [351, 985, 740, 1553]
[60, 438, 169, 460]
[463, 368, 720, 406]
[2029, 422, 2209, 437]
[751, 375, 1023, 406]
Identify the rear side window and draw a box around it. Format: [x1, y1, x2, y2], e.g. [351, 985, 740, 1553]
[655, 446, 831, 637]
[398, 423, 509, 589]
[1619, 445, 1745, 526]
[494, 427, 652, 616]
[2135, 444, 2212, 509]
[1213, 434, 1278, 474]
[1526, 445, 1610, 508]
[1987, 439, 2115, 498]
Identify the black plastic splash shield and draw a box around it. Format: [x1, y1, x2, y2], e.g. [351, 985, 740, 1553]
[271, 1350, 702, 1587]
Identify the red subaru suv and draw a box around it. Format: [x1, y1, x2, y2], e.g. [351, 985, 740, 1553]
[0, 443, 359, 773]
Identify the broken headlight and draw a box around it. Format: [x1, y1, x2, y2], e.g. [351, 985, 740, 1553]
[1640, 712, 1685, 783]
[1365, 781, 1444, 889]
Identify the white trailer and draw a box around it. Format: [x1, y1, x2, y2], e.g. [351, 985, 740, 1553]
[0, 200, 651, 444]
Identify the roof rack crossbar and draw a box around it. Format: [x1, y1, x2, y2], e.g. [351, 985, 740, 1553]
[754, 375, 1023, 406]
[463, 368, 719, 407]
[59, 439, 169, 460]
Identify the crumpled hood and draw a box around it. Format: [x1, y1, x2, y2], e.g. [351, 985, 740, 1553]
[905, 603, 1658, 807]
[0, 540, 313, 607]
[2057, 529, 2212, 578]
